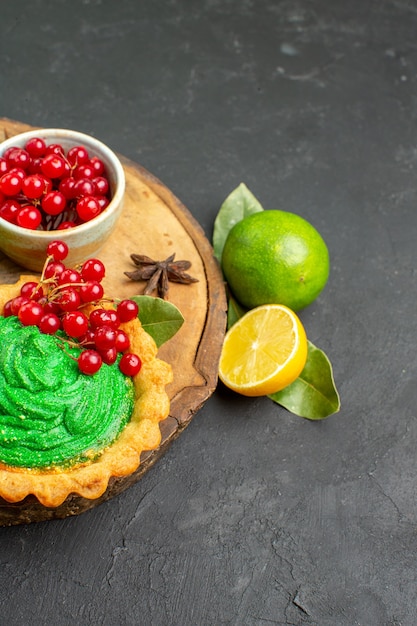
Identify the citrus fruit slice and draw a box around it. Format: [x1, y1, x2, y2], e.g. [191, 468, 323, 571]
[221, 210, 329, 311]
[218, 304, 308, 397]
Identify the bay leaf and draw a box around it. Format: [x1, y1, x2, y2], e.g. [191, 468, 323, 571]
[212, 182, 264, 262]
[269, 340, 340, 419]
[129, 295, 184, 347]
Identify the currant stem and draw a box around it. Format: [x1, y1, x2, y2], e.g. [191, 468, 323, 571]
[39, 254, 55, 283]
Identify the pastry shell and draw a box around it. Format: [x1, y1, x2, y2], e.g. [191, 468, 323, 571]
[0, 277, 173, 508]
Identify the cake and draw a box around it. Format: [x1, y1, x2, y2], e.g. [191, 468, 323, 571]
[0, 275, 173, 509]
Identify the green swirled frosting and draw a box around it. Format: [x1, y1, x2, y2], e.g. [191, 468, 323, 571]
[0, 315, 134, 469]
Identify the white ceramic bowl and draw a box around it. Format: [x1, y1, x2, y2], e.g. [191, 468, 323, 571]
[0, 128, 125, 271]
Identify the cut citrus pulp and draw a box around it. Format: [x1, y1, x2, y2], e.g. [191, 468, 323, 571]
[218, 304, 308, 397]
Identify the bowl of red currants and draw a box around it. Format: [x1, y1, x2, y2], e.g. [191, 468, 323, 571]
[0, 128, 125, 271]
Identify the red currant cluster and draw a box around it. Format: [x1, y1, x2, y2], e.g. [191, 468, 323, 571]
[3, 240, 142, 377]
[0, 137, 111, 230]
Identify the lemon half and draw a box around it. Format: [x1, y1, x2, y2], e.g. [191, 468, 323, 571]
[219, 304, 308, 397]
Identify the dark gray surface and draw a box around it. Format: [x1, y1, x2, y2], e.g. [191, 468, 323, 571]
[1, 1, 416, 624]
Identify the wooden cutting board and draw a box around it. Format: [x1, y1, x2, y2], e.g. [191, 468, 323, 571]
[0, 118, 227, 525]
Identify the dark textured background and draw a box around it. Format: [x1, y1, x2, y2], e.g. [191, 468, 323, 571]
[1, 1, 417, 624]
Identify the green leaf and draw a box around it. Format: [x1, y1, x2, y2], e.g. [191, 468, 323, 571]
[269, 340, 340, 419]
[227, 293, 247, 329]
[212, 182, 264, 262]
[129, 295, 184, 348]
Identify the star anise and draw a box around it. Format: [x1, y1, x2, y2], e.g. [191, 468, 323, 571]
[124, 253, 198, 299]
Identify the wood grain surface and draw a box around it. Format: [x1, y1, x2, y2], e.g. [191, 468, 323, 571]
[0, 118, 227, 525]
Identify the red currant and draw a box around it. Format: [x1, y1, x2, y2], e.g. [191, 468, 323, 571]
[42, 300, 61, 315]
[79, 281, 104, 303]
[79, 329, 96, 347]
[114, 329, 130, 352]
[39, 313, 61, 334]
[41, 153, 67, 179]
[89, 308, 106, 328]
[40, 175, 53, 194]
[78, 350, 102, 375]
[94, 325, 117, 350]
[75, 196, 101, 222]
[45, 143, 65, 156]
[57, 220, 77, 229]
[0, 199, 21, 223]
[18, 301, 44, 326]
[58, 268, 81, 286]
[3, 300, 14, 317]
[41, 191, 67, 216]
[3, 147, 17, 160]
[96, 196, 110, 211]
[119, 353, 142, 377]
[46, 240, 69, 261]
[6, 148, 31, 170]
[73, 164, 95, 180]
[20, 281, 44, 301]
[16, 206, 42, 230]
[89, 156, 105, 176]
[89, 308, 120, 329]
[107, 310, 120, 328]
[21, 174, 46, 200]
[25, 137, 46, 158]
[93, 176, 109, 196]
[27, 157, 43, 175]
[56, 287, 81, 311]
[74, 178, 95, 197]
[8, 167, 26, 181]
[62, 311, 89, 338]
[67, 145, 89, 166]
[0, 172, 22, 196]
[44, 260, 66, 280]
[117, 299, 139, 322]
[81, 258, 105, 282]
[99, 346, 118, 365]
[0, 158, 9, 175]
[59, 177, 77, 199]
[9, 295, 30, 315]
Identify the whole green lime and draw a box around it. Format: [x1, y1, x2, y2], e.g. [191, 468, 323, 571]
[221, 210, 330, 311]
